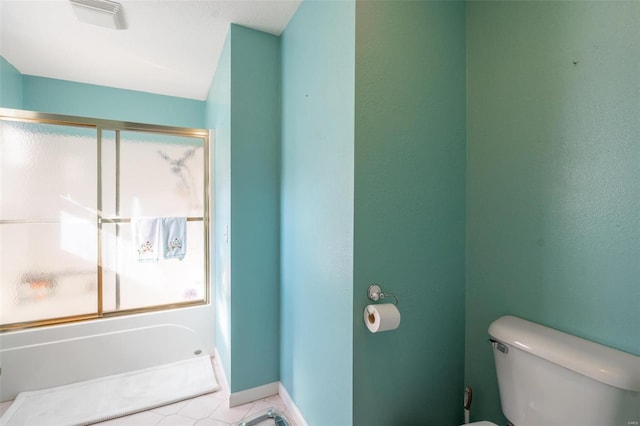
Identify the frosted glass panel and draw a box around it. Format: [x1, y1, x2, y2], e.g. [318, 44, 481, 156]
[0, 222, 98, 325]
[0, 120, 97, 221]
[101, 222, 118, 312]
[0, 113, 208, 329]
[104, 221, 205, 312]
[118, 132, 204, 218]
[101, 131, 117, 218]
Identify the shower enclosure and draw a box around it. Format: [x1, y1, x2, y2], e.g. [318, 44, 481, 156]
[0, 108, 209, 329]
[0, 108, 214, 400]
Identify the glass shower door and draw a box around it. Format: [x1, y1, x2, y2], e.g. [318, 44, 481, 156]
[101, 131, 206, 313]
[0, 120, 99, 326]
[0, 110, 209, 330]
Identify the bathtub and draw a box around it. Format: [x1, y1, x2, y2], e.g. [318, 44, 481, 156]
[0, 304, 215, 401]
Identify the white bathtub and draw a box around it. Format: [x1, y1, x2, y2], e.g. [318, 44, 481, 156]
[0, 304, 215, 401]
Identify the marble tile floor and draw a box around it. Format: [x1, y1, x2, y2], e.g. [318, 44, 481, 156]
[0, 357, 297, 426]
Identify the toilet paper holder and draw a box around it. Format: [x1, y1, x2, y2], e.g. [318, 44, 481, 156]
[367, 284, 399, 306]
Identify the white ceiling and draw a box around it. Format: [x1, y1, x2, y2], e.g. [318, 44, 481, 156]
[0, 0, 301, 100]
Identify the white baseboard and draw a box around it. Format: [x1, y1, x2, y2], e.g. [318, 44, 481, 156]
[229, 381, 279, 407]
[212, 348, 230, 395]
[213, 349, 278, 408]
[212, 348, 307, 426]
[278, 382, 308, 426]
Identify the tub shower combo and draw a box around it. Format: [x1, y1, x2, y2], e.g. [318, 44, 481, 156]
[0, 108, 214, 401]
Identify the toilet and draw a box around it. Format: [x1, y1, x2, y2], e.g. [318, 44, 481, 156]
[467, 315, 640, 426]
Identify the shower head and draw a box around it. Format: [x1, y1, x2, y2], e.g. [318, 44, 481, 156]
[158, 147, 197, 174]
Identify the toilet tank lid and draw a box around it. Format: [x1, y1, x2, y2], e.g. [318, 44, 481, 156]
[488, 315, 640, 392]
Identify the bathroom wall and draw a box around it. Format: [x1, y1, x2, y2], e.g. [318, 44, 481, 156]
[466, 1, 640, 423]
[206, 33, 232, 385]
[228, 24, 281, 393]
[0, 56, 23, 109]
[205, 24, 281, 394]
[280, 0, 355, 424]
[353, 1, 467, 424]
[21, 75, 204, 128]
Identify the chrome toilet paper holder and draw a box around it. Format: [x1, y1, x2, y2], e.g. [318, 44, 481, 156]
[367, 283, 399, 306]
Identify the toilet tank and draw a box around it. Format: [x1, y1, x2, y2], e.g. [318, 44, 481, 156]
[488, 316, 640, 426]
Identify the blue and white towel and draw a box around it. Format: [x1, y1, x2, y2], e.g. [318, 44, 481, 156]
[162, 217, 187, 260]
[132, 217, 160, 262]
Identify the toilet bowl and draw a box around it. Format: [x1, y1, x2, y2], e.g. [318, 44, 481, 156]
[468, 315, 640, 426]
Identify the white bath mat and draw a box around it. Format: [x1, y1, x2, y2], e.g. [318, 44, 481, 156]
[0, 355, 219, 426]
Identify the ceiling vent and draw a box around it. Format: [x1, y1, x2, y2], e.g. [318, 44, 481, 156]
[70, 0, 127, 30]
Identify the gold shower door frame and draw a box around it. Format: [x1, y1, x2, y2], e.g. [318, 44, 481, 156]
[0, 108, 211, 331]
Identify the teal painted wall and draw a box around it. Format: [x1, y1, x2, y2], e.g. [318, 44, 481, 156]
[353, 1, 467, 424]
[228, 24, 281, 392]
[280, 0, 355, 424]
[206, 33, 232, 385]
[466, 1, 640, 423]
[0, 56, 23, 108]
[205, 24, 281, 393]
[22, 75, 204, 128]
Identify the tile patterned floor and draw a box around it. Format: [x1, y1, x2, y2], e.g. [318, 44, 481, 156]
[0, 357, 297, 426]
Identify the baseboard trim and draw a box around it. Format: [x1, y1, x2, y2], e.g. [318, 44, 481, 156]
[212, 349, 307, 425]
[212, 348, 230, 395]
[229, 381, 279, 408]
[278, 382, 308, 426]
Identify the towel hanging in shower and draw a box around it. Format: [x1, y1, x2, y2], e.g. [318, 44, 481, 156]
[162, 217, 187, 260]
[132, 217, 161, 262]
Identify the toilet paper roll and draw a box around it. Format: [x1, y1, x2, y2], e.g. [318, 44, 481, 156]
[364, 303, 401, 333]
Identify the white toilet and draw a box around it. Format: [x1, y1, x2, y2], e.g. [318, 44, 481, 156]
[467, 315, 640, 426]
